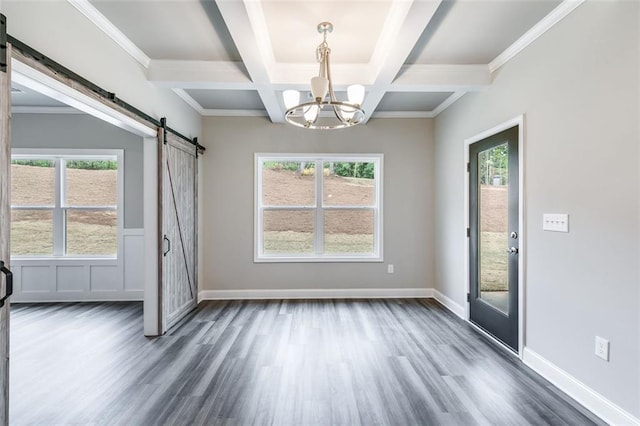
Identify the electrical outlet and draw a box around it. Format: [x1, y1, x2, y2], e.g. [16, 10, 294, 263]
[595, 336, 610, 361]
[387, 264, 394, 274]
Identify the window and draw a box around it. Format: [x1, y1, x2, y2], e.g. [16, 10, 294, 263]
[11, 150, 122, 258]
[255, 154, 383, 262]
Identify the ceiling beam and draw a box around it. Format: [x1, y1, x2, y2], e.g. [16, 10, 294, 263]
[360, 0, 443, 124]
[148, 61, 491, 94]
[215, 0, 283, 123]
[67, 0, 151, 68]
[148, 60, 253, 89]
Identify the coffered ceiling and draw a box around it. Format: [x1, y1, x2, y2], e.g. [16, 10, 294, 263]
[15, 0, 584, 123]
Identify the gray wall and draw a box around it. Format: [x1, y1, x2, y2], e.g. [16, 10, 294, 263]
[434, 2, 638, 417]
[202, 117, 434, 291]
[12, 113, 144, 229]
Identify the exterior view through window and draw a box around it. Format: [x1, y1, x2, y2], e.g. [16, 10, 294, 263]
[10, 151, 120, 257]
[255, 154, 383, 261]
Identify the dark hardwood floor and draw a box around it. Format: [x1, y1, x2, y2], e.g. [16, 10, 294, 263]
[9, 299, 603, 425]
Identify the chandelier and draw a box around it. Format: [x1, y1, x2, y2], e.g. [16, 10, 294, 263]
[283, 22, 365, 130]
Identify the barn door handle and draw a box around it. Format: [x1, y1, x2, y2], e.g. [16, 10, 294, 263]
[0, 261, 13, 308]
[163, 235, 171, 256]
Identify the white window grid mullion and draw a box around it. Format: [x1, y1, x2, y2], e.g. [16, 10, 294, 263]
[64, 206, 117, 211]
[53, 158, 65, 256]
[261, 206, 316, 211]
[316, 205, 374, 210]
[10, 205, 55, 210]
[256, 159, 264, 257]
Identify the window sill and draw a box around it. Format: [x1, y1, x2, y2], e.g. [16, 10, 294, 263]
[10, 257, 118, 263]
[254, 255, 383, 263]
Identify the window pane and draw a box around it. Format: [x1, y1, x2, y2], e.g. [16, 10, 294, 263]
[262, 161, 314, 206]
[11, 210, 53, 256]
[263, 210, 313, 254]
[323, 162, 375, 206]
[11, 160, 55, 206]
[65, 159, 117, 206]
[66, 210, 117, 256]
[324, 210, 374, 254]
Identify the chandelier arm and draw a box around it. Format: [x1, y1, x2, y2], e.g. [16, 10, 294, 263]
[332, 104, 347, 124]
[304, 104, 320, 126]
[325, 48, 338, 103]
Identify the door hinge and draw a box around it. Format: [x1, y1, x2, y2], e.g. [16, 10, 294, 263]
[467, 293, 470, 302]
[466, 227, 470, 237]
[467, 162, 470, 172]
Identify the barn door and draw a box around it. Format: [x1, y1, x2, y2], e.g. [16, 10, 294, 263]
[159, 126, 197, 332]
[0, 16, 12, 423]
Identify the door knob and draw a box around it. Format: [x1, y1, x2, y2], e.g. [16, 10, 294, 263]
[506, 247, 519, 255]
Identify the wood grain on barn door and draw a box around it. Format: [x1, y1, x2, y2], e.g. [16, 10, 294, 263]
[0, 29, 12, 423]
[159, 130, 197, 332]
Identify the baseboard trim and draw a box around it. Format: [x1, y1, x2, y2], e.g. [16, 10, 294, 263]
[523, 347, 639, 426]
[11, 291, 143, 303]
[433, 289, 465, 319]
[198, 288, 433, 301]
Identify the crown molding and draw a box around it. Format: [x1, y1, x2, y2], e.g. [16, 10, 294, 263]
[372, 111, 435, 119]
[172, 90, 266, 117]
[172, 89, 205, 115]
[67, 0, 151, 69]
[489, 0, 584, 73]
[431, 92, 466, 117]
[201, 109, 267, 117]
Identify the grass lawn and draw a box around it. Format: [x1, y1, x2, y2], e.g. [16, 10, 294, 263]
[480, 231, 508, 292]
[11, 217, 116, 256]
[264, 231, 373, 255]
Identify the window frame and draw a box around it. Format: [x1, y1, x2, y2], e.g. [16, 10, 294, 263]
[254, 153, 383, 263]
[11, 148, 124, 259]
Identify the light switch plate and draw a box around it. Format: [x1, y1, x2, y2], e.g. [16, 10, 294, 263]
[543, 213, 569, 232]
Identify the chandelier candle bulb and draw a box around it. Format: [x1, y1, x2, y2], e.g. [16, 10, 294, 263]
[347, 84, 365, 105]
[283, 90, 301, 110]
[311, 77, 329, 101]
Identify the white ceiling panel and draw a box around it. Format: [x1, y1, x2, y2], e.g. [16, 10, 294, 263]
[185, 89, 265, 110]
[89, 0, 241, 61]
[377, 92, 452, 111]
[262, 1, 393, 64]
[406, 0, 562, 65]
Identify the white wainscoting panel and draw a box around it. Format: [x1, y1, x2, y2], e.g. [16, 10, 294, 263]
[90, 265, 122, 291]
[56, 266, 87, 292]
[123, 230, 144, 291]
[20, 266, 51, 293]
[11, 229, 144, 302]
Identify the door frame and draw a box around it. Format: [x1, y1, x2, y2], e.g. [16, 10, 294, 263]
[10, 56, 163, 335]
[464, 115, 525, 358]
